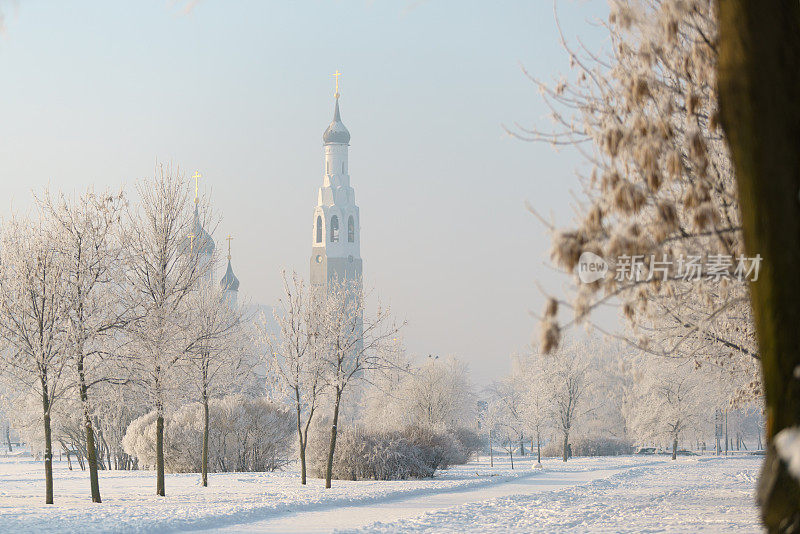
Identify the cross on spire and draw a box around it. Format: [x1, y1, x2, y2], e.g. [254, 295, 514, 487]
[333, 70, 341, 98]
[226, 234, 233, 261]
[192, 171, 202, 204]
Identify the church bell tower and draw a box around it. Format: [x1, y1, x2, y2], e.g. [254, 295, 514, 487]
[310, 73, 362, 287]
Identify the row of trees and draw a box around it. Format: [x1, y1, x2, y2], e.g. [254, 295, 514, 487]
[0, 164, 479, 504]
[486, 337, 761, 467]
[0, 165, 250, 503]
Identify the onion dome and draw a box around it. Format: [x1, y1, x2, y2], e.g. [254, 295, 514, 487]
[323, 97, 350, 145]
[191, 204, 215, 256]
[220, 258, 240, 292]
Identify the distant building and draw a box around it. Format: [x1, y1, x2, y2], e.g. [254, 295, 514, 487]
[220, 238, 240, 307]
[310, 87, 362, 288]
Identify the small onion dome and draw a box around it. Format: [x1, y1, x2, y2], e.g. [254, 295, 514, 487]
[191, 204, 215, 256]
[323, 97, 350, 145]
[220, 259, 240, 292]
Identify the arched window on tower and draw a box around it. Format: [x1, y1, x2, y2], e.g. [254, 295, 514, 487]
[348, 216, 355, 242]
[316, 216, 323, 243]
[330, 215, 339, 242]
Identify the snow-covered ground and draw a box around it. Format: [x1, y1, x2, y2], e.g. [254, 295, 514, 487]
[0, 453, 761, 533]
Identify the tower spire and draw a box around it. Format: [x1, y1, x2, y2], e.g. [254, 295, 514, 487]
[226, 234, 233, 261]
[333, 70, 341, 99]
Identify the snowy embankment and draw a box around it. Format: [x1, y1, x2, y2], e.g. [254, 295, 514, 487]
[0, 454, 761, 533]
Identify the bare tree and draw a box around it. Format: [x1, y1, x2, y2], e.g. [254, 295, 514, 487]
[37, 188, 127, 503]
[538, 341, 592, 462]
[0, 219, 70, 504]
[122, 164, 209, 496]
[515, 355, 549, 466]
[185, 282, 248, 487]
[319, 277, 403, 489]
[257, 272, 325, 485]
[488, 378, 526, 470]
[624, 357, 708, 459]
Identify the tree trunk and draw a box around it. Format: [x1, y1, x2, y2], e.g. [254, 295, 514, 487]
[562, 431, 569, 462]
[537, 434, 541, 464]
[5, 426, 11, 452]
[296, 399, 307, 485]
[78, 359, 101, 503]
[509, 444, 514, 470]
[41, 382, 54, 505]
[202, 392, 209, 488]
[488, 430, 493, 467]
[725, 411, 729, 456]
[325, 388, 342, 489]
[156, 411, 165, 496]
[672, 438, 678, 461]
[717, 1, 800, 529]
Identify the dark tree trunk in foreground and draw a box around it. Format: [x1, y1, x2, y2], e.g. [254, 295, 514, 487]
[41, 379, 54, 505]
[562, 432, 569, 462]
[325, 387, 342, 489]
[672, 438, 678, 461]
[717, 1, 800, 530]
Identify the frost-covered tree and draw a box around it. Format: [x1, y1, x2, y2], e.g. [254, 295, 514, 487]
[0, 219, 70, 504]
[624, 357, 708, 459]
[487, 378, 526, 469]
[405, 356, 476, 431]
[184, 282, 247, 487]
[521, 0, 758, 404]
[256, 271, 326, 485]
[37, 188, 127, 502]
[318, 278, 403, 489]
[121, 164, 210, 496]
[538, 340, 593, 462]
[511, 354, 550, 466]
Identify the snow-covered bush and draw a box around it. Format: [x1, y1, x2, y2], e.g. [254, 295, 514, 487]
[570, 435, 633, 457]
[308, 423, 480, 481]
[123, 395, 293, 473]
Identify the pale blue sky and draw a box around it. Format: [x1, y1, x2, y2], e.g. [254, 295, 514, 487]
[0, 0, 610, 383]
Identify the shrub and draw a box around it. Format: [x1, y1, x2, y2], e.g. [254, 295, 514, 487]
[540, 434, 633, 458]
[122, 395, 293, 473]
[308, 424, 479, 481]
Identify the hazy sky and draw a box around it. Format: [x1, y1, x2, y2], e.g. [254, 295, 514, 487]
[0, 0, 610, 383]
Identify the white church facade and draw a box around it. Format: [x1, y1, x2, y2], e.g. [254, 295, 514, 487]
[310, 85, 363, 288]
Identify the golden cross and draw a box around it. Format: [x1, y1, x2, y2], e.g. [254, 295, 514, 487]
[333, 70, 341, 98]
[226, 234, 233, 261]
[192, 171, 202, 203]
[188, 233, 195, 253]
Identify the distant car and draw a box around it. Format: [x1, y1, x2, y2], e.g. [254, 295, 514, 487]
[674, 449, 698, 456]
[636, 447, 657, 455]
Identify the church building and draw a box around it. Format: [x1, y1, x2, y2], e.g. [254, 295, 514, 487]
[310, 79, 363, 288]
